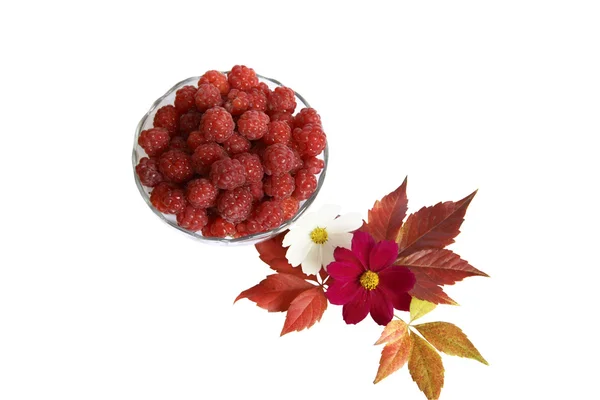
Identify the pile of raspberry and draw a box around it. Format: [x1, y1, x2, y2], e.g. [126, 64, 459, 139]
[136, 65, 326, 238]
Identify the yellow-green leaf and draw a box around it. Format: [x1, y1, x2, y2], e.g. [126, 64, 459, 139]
[408, 332, 445, 400]
[374, 320, 408, 345]
[374, 321, 411, 384]
[410, 298, 437, 322]
[414, 322, 488, 365]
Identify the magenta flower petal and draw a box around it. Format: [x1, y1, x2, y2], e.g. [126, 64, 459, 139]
[326, 279, 362, 305]
[368, 240, 399, 272]
[378, 265, 416, 293]
[380, 287, 412, 311]
[327, 261, 363, 282]
[369, 289, 394, 326]
[333, 246, 364, 269]
[351, 231, 375, 268]
[342, 289, 370, 324]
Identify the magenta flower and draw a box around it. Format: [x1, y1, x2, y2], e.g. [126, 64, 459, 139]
[325, 231, 416, 326]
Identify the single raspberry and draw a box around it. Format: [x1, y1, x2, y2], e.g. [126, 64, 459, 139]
[195, 83, 223, 111]
[234, 221, 250, 238]
[174, 85, 198, 114]
[252, 200, 284, 230]
[262, 143, 295, 176]
[244, 218, 265, 235]
[202, 216, 236, 238]
[187, 130, 209, 152]
[138, 127, 170, 157]
[267, 86, 296, 113]
[179, 110, 203, 135]
[303, 156, 325, 174]
[223, 133, 251, 155]
[158, 149, 194, 183]
[292, 169, 317, 200]
[191, 143, 227, 175]
[264, 173, 295, 200]
[169, 136, 189, 152]
[223, 89, 251, 115]
[290, 149, 304, 174]
[294, 107, 322, 129]
[200, 106, 234, 143]
[262, 120, 291, 145]
[247, 87, 267, 112]
[268, 111, 294, 130]
[210, 158, 246, 190]
[136, 157, 164, 187]
[233, 152, 264, 183]
[237, 110, 270, 140]
[247, 180, 264, 201]
[228, 65, 258, 90]
[150, 182, 186, 214]
[217, 186, 253, 224]
[153, 105, 179, 135]
[292, 123, 327, 157]
[279, 197, 300, 220]
[186, 178, 218, 208]
[257, 81, 271, 96]
[198, 70, 230, 95]
[177, 205, 209, 231]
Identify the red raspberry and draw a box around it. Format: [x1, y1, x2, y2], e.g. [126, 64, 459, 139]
[169, 136, 189, 152]
[303, 156, 325, 174]
[158, 149, 194, 183]
[247, 180, 264, 201]
[245, 218, 265, 234]
[264, 173, 295, 200]
[177, 205, 209, 231]
[187, 130, 209, 152]
[154, 105, 179, 135]
[198, 70, 230, 96]
[223, 89, 250, 115]
[252, 200, 284, 230]
[237, 110, 270, 140]
[138, 127, 170, 157]
[268, 87, 296, 113]
[247, 87, 267, 112]
[280, 197, 300, 220]
[203, 216, 236, 237]
[200, 106, 234, 143]
[262, 143, 295, 176]
[292, 123, 327, 157]
[228, 65, 258, 90]
[257, 82, 271, 95]
[174, 85, 198, 114]
[210, 158, 246, 190]
[179, 110, 203, 135]
[294, 108, 322, 129]
[217, 186, 253, 224]
[191, 143, 227, 175]
[195, 83, 223, 111]
[234, 221, 250, 238]
[290, 149, 304, 174]
[268, 111, 294, 130]
[150, 182, 186, 214]
[186, 178, 218, 208]
[233, 152, 264, 183]
[136, 157, 164, 187]
[223, 133, 251, 155]
[292, 169, 317, 200]
[262, 120, 291, 145]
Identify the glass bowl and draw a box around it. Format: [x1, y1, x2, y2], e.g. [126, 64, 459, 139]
[132, 74, 328, 246]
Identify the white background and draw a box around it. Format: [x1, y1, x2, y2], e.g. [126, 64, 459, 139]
[1, 1, 599, 399]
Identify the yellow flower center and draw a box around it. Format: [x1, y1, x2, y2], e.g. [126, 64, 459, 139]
[310, 227, 329, 244]
[359, 271, 380, 290]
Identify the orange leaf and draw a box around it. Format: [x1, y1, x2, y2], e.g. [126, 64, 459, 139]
[255, 232, 315, 281]
[280, 286, 327, 336]
[235, 274, 316, 312]
[414, 322, 488, 365]
[367, 177, 408, 242]
[408, 332, 445, 400]
[374, 320, 411, 384]
[397, 191, 477, 257]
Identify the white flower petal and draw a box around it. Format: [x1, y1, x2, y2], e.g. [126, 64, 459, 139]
[301, 244, 323, 275]
[326, 212, 364, 234]
[283, 227, 309, 247]
[312, 204, 343, 226]
[321, 242, 336, 271]
[328, 232, 353, 250]
[286, 240, 312, 267]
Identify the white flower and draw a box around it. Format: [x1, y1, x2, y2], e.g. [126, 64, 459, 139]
[283, 204, 363, 276]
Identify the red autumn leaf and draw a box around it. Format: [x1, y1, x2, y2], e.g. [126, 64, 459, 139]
[281, 286, 327, 336]
[235, 274, 316, 312]
[366, 177, 408, 242]
[255, 231, 314, 281]
[374, 320, 412, 384]
[409, 273, 458, 305]
[397, 191, 477, 257]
